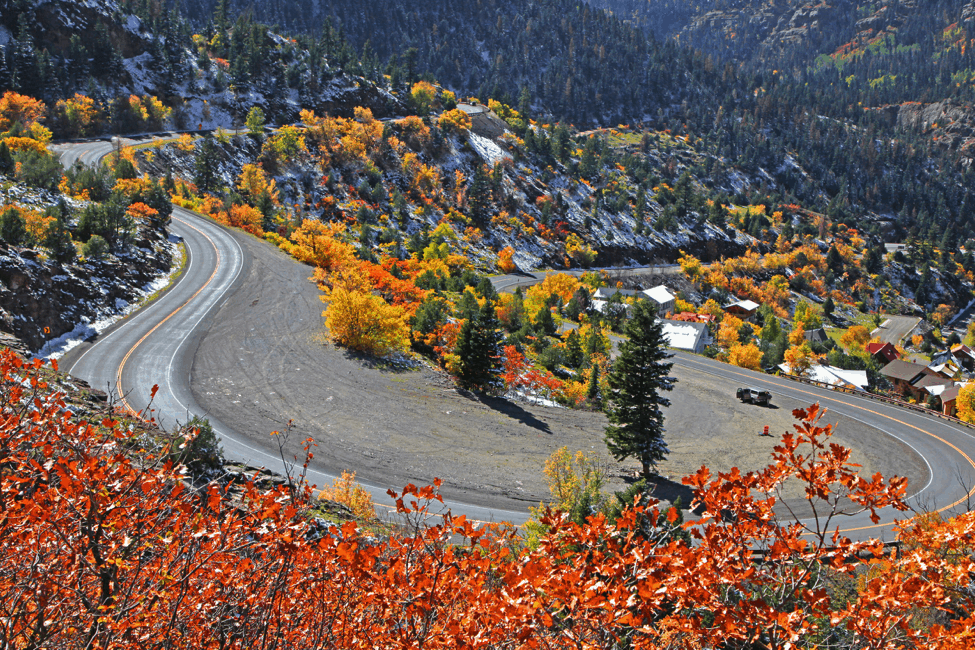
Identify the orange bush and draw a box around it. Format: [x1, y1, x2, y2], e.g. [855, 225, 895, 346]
[497, 246, 517, 273]
[8, 350, 971, 649]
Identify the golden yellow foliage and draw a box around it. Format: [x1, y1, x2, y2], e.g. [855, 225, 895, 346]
[678, 251, 703, 281]
[497, 246, 517, 273]
[237, 163, 279, 203]
[289, 220, 357, 272]
[788, 322, 806, 347]
[565, 233, 596, 267]
[438, 108, 472, 133]
[840, 325, 871, 350]
[322, 283, 410, 356]
[784, 342, 815, 377]
[717, 313, 744, 348]
[318, 470, 376, 519]
[956, 383, 975, 424]
[409, 81, 437, 115]
[728, 343, 762, 371]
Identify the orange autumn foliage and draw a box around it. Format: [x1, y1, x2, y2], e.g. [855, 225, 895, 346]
[0, 90, 45, 132]
[497, 246, 517, 273]
[7, 352, 973, 649]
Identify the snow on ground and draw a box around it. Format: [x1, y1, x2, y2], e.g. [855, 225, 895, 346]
[123, 53, 156, 96]
[35, 244, 180, 360]
[467, 133, 511, 166]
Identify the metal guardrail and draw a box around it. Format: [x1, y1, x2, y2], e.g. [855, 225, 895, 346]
[776, 372, 975, 431]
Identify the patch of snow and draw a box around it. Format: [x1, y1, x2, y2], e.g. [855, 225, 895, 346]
[123, 53, 156, 96]
[37, 260, 178, 361]
[0, 25, 12, 47]
[467, 133, 511, 167]
[125, 14, 142, 33]
[506, 390, 563, 409]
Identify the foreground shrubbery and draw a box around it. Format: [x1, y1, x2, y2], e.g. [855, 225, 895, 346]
[3, 350, 975, 649]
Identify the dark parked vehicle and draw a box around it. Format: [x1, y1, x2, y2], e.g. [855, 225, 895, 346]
[737, 387, 771, 405]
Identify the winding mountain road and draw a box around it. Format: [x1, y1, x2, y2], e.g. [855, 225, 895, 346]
[52, 139, 975, 540]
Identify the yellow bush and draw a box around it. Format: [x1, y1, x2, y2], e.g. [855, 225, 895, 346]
[318, 470, 376, 520]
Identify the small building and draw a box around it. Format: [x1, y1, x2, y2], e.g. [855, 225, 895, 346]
[725, 299, 760, 321]
[804, 328, 830, 345]
[952, 344, 975, 371]
[592, 287, 642, 301]
[866, 341, 899, 366]
[643, 285, 676, 315]
[660, 319, 711, 353]
[881, 359, 934, 400]
[941, 385, 961, 417]
[777, 363, 869, 391]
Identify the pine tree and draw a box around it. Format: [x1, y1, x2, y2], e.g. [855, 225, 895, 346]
[0, 207, 27, 245]
[586, 361, 600, 406]
[194, 135, 220, 193]
[604, 301, 675, 479]
[455, 301, 503, 392]
[44, 201, 76, 264]
[467, 164, 491, 223]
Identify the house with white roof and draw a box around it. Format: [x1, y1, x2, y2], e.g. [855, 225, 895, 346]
[660, 319, 711, 353]
[643, 285, 676, 315]
[778, 363, 870, 391]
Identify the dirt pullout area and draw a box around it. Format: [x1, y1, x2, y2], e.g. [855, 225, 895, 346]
[192, 233, 929, 514]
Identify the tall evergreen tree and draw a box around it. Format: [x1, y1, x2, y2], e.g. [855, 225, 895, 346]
[194, 135, 220, 193]
[455, 300, 503, 392]
[44, 201, 76, 264]
[604, 301, 675, 479]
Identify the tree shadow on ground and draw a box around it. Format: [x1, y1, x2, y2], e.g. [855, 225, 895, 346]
[340, 348, 418, 374]
[458, 390, 553, 434]
[622, 473, 699, 513]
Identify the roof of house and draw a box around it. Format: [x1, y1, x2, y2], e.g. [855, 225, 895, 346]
[866, 341, 899, 362]
[643, 285, 675, 305]
[593, 287, 642, 299]
[952, 344, 975, 360]
[777, 363, 869, 390]
[914, 374, 954, 390]
[660, 319, 707, 350]
[942, 386, 961, 403]
[927, 360, 959, 378]
[804, 328, 829, 343]
[880, 359, 929, 382]
[726, 299, 760, 312]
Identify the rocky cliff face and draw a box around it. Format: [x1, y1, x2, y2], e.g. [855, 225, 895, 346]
[867, 100, 975, 163]
[0, 227, 175, 354]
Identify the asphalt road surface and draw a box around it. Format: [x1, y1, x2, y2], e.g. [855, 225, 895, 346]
[53, 140, 975, 541]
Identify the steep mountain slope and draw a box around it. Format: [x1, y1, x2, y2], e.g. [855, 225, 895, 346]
[171, 0, 728, 126]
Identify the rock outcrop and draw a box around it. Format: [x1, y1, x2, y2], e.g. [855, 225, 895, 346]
[0, 227, 174, 353]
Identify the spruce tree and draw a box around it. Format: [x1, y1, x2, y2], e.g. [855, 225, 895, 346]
[586, 361, 600, 406]
[44, 201, 76, 264]
[194, 135, 220, 193]
[604, 301, 675, 479]
[455, 300, 503, 392]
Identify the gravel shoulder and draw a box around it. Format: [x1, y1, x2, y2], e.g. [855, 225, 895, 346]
[191, 233, 930, 513]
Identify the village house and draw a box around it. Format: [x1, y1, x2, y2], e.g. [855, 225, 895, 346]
[660, 319, 712, 353]
[865, 341, 899, 366]
[725, 299, 760, 321]
[952, 344, 975, 372]
[881, 359, 951, 402]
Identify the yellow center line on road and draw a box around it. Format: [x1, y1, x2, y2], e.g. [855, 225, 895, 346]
[115, 214, 222, 417]
[676, 356, 975, 533]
